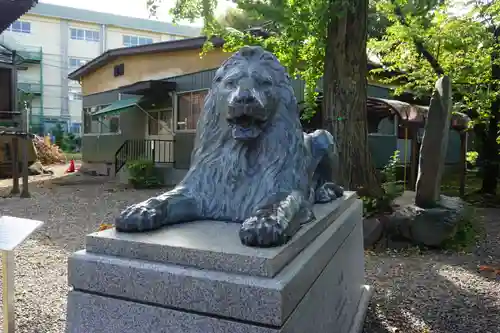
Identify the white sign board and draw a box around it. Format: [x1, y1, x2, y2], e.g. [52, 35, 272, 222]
[0, 216, 43, 251]
[0, 216, 43, 333]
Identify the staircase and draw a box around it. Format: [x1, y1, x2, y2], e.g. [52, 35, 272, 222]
[114, 139, 174, 174]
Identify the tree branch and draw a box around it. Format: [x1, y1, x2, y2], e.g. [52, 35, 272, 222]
[392, 1, 445, 76]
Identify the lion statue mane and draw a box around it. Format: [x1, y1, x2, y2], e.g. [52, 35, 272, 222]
[115, 46, 344, 248]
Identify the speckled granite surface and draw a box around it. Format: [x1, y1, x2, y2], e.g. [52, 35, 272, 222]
[66, 199, 370, 333]
[85, 192, 357, 278]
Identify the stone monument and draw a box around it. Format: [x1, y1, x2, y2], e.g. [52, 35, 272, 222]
[387, 76, 468, 247]
[415, 76, 453, 208]
[66, 46, 371, 333]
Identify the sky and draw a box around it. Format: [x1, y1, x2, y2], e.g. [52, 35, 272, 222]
[39, 0, 234, 26]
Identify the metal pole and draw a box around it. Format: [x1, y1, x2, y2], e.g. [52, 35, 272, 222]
[2, 250, 15, 333]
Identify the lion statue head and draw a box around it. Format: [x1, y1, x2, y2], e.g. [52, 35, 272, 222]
[215, 46, 296, 141]
[181, 46, 309, 221]
[191, 46, 301, 151]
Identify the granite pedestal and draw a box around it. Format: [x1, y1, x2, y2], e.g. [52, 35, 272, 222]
[66, 192, 372, 333]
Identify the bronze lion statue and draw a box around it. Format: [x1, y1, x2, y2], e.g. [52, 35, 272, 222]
[115, 46, 344, 248]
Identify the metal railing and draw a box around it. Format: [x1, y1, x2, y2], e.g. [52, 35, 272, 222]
[114, 139, 174, 174]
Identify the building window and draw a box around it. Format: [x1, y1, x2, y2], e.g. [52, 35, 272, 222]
[367, 113, 396, 136]
[68, 87, 82, 101]
[148, 109, 173, 135]
[177, 90, 208, 131]
[70, 123, 81, 135]
[70, 28, 100, 42]
[101, 115, 120, 134]
[83, 105, 120, 134]
[122, 35, 153, 47]
[69, 57, 88, 70]
[7, 21, 31, 33]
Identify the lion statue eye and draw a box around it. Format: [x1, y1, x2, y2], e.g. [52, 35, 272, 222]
[259, 79, 273, 88]
[225, 79, 237, 89]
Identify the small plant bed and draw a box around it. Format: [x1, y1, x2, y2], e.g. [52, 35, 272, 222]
[127, 160, 164, 189]
[361, 151, 482, 253]
[441, 169, 500, 208]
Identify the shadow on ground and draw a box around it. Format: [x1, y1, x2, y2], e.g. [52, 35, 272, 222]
[363, 208, 500, 332]
[363, 257, 499, 332]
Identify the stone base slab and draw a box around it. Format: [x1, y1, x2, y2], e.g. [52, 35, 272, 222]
[66, 285, 372, 333]
[66, 198, 371, 332]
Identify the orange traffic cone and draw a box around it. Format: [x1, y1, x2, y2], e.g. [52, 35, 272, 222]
[66, 159, 76, 173]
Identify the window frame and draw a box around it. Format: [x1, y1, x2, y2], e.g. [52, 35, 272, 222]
[8, 20, 31, 33]
[69, 57, 88, 70]
[148, 108, 174, 136]
[367, 114, 399, 137]
[122, 34, 154, 47]
[82, 104, 121, 136]
[70, 28, 100, 42]
[175, 89, 209, 133]
[68, 87, 82, 101]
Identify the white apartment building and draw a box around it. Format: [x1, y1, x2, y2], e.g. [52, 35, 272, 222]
[0, 2, 200, 135]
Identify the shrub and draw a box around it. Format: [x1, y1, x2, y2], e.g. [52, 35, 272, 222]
[127, 160, 163, 189]
[361, 150, 404, 217]
[443, 206, 482, 251]
[466, 151, 478, 168]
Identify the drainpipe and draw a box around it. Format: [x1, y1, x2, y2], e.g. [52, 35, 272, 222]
[40, 49, 44, 133]
[100, 24, 106, 52]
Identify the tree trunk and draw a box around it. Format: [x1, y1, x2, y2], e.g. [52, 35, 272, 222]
[481, 25, 500, 194]
[322, 0, 382, 197]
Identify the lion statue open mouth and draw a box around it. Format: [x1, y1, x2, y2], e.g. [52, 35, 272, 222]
[115, 46, 344, 248]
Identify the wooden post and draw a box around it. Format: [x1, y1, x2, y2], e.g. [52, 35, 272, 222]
[21, 105, 30, 198]
[10, 138, 19, 195]
[459, 131, 467, 197]
[20, 136, 30, 198]
[409, 126, 419, 190]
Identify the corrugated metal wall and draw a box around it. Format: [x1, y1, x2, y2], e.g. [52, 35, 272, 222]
[170, 69, 217, 92]
[81, 69, 461, 169]
[170, 68, 390, 100]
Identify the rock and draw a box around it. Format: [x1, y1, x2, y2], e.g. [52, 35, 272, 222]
[387, 194, 467, 247]
[363, 217, 384, 248]
[415, 76, 453, 208]
[28, 161, 54, 175]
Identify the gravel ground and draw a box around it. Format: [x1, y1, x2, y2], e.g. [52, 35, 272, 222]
[363, 208, 500, 333]
[0, 174, 499, 332]
[0, 174, 165, 332]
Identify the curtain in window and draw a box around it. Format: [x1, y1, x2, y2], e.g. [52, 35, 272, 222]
[177, 91, 208, 130]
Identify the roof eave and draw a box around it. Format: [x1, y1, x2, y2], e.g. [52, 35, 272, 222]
[68, 36, 224, 81]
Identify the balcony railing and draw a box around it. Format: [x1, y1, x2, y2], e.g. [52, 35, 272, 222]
[115, 139, 174, 174]
[15, 45, 42, 63]
[17, 81, 41, 95]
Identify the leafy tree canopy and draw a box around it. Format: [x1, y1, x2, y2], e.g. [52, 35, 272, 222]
[369, 0, 500, 124]
[147, 0, 354, 108]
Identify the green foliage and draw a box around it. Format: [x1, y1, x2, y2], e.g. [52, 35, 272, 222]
[216, 7, 267, 31]
[17, 91, 33, 111]
[362, 150, 404, 216]
[52, 123, 65, 149]
[147, 0, 351, 112]
[442, 206, 482, 251]
[466, 151, 479, 167]
[368, 0, 500, 128]
[127, 160, 163, 189]
[62, 132, 81, 152]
